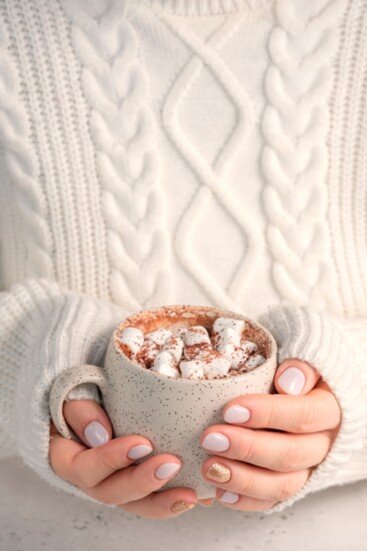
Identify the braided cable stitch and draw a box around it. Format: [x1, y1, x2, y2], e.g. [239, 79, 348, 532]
[159, 13, 262, 311]
[261, 0, 346, 315]
[60, 0, 173, 310]
[0, 1, 53, 278]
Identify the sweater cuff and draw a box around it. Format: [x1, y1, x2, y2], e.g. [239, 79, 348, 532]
[257, 305, 367, 514]
[1, 278, 127, 507]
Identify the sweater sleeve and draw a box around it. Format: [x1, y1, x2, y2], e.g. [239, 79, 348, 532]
[257, 304, 367, 515]
[0, 277, 128, 506]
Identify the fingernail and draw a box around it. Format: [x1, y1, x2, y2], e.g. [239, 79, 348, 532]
[171, 501, 196, 513]
[278, 367, 305, 395]
[206, 462, 231, 483]
[224, 405, 251, 424]
[155, 462, 181, 480]
[220, 491, 239, 504]
[127, 444, 153, 460]
[84, 421, 109, 448]
[202, 433, 230, 452]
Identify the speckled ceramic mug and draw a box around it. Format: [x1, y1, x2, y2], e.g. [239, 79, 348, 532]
[49, 305, 277, 499]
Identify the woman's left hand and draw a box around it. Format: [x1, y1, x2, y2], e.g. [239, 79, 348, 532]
[199, 358, 342, 511]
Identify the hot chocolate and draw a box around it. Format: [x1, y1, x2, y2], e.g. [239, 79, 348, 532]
[117, 315, 266, 380]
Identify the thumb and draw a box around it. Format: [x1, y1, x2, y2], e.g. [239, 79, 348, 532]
[274, 358, 321, 396]
[63, 399, 113, 448]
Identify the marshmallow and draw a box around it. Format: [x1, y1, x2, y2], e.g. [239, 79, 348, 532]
[152, 363, 180, 378]
[229, 348, 248, 370]
[227, 339, 259, 369]
[245, 354, 266, 370]
[184, 343, 212, 361]
[184, 326, 211, 346]
[214, 327, 241, 358]
[151, 351, 179, 378]
[172, 327, 188, 340]
[145, 328, 172, 346]
[202, 355, 231, 378]
[183, 342, 231, 378]
[179, 360, 204, 379]
[126, 317, 263, 380]
[136, 339, 160, 368]
[240, 340, 258, 356]
[187, 344, 220, 363]
[212, 317, 245, 336]
[119, 327, 144, 356]
[161, 336, 185, 363]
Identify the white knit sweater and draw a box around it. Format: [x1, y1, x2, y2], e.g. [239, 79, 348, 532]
[1, 0, 367, 515]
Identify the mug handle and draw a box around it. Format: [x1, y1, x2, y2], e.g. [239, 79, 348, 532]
[49, 364, 108, 442]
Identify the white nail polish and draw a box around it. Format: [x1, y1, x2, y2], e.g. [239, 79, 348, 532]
[278, 367, 305, 395]
[127, 444, 153, 460]
[224, 405, 251, 424]
[84, 421, 109, 448]
[220, 491, 239, 504]
[155, 463, 181, 480]
[202, 433, 230, 452]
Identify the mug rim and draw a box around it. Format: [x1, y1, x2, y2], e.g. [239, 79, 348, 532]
[112, 304, 277, 385]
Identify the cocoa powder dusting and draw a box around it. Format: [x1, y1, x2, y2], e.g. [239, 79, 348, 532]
[115, 306, 271, 380]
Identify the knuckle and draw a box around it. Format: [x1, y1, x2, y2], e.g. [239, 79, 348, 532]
[275, 475, 299, 502]
[237, 474, 256, 496]
[131, 469, 153, 496]
[264, 399, 278, 429]
[74, 469, 96, 490]
[98, 446, 121, 473]
[278, 440, 304, 472]
[297, 400, 319, 432]
[240, 432, 257, 463]
[69, 457, 97, 490]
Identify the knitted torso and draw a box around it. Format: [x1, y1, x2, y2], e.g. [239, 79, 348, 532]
[1, 1, 367, 520]
[1, 0, 365, 321]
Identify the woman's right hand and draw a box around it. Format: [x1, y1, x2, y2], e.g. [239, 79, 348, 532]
[48, 399, 198, 519]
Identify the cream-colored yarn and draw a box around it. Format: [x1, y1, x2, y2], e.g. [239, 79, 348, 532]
[0, 0, 366, 515]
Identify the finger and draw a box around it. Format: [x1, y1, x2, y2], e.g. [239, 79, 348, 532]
[222, 387, 341, 433]
[117, 488, 198, 519]
[198, 498, 215, 507]
[202, 456, 311, 502]
[274, 358, 320, 396]
[216, 490, 278, 512]
[63, 399, 114, 448]
[49, 427, 155, 488]
[83, 454, 183, 505]
[201, 424, 334, 472]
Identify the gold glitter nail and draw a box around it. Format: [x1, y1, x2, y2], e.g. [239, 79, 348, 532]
[171, 501, 196, 513]
[206, 462, 231, 483]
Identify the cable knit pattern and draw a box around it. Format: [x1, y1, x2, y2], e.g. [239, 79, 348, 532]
[160, 13, 262, 310]
[261, 0, 346, 315]
[0, 1, 53, 279]
[60, 0, 173, 310]
[1, 0, 367, 522]
[141, 0, 273, 16]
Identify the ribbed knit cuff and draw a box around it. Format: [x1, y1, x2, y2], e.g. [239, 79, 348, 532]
[257, 304, 367, 514]
[1, 278, 127, 507]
